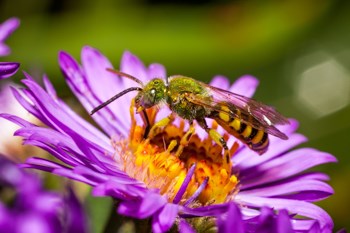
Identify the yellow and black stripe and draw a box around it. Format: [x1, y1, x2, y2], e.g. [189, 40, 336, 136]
[212, 105, 269, 154]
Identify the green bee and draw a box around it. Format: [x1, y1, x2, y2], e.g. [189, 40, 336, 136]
[91, 69, 289, 162]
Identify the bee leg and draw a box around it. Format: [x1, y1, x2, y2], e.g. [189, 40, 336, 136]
[197, 118, 231, 169]
[175, 122, 195, 157]
[145, 113, 176, 142]
[140, 109, 151, 139]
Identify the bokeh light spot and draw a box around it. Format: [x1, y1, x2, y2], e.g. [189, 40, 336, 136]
[294, 52, 350, 118]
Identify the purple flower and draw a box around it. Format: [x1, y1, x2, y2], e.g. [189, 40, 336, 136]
[0, 18, 20, 79]
[1, 47, 336, 232]
[0, 155, 88, 233]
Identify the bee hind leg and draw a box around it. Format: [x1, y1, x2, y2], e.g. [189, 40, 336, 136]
[197, 118, 231, 170]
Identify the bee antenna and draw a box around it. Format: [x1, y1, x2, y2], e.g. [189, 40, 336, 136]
[106, 68, 144, 86]
[90, 87, 143, 115]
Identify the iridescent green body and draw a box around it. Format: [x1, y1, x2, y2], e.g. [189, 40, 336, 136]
[166, 76, 212, 121]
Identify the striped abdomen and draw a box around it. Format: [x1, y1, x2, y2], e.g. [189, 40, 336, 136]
[212, 105, 269, 154]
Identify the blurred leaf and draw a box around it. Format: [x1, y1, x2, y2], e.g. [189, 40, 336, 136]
[86, 195, 113, 233]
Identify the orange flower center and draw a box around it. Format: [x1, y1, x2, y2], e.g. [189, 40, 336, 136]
[114, 101, 239, 205]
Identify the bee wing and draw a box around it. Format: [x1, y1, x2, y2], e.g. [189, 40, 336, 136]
[186, 81, 289, 139]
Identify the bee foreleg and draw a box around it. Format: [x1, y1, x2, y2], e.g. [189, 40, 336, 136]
[197, 118, 231, 170]
[140, 109, 151, 139]
[145, 113, 176, 142]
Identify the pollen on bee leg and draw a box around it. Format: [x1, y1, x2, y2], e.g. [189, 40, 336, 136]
[145, 113, 176, 143]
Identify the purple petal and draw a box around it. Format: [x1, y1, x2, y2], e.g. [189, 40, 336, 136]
[217, 202, 244, 233]
[239, 176, 333, 201]
[24, 157, 69, 170]
[209, 75, 230, 89]
[275, 118, 300, 136]
[173, 163, 196, 204]
[118, 191, 167, 219]
[72, 166, 112, 183]
[152, 204, 179, 233]
[0, 113, 35, 128]
[74, 165, 142, 187]
[19, 75, 113, 155]
[16, 214, 52, 233]
[13, 125, 95, 167]
[81, 46, 134, 133]
[0, 62, 19, 79]
[179, 219, 196, 233]
[0, 203, 11, 229]
[59, 50, 129, 137]
[184, 177, 208, 206]
[54, 168, 99, 186]
[0, 18, 20, 56]
[180, 203, 229, 217]
[120, 51, 149, 83]
[308, 222, 321, 233]
[67, 130, 116, 174]
[240, 148, 337, 189]
[42, 74, 57, 97]
[234, 133, 307, 171]
[233, 119, 305, 168]
[241, 208, 261, 219]
[253, 207, 275, 233]
[61, 187, 89, 233]
[23, 158, 97, 186]
[92, 179, 146, 200]
[10, 87, 49, 126]
[336, 228, 347, 233]
[229, 75, 259, 98]
[148, 63, 166, 79]
[276, 209, 293, 233]
[0, 18, 20, 41]
[22, 159, 67, 173]
[236, 195, 333, 230]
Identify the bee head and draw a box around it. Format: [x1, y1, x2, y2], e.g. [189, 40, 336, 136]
[135, 78, 166, 109]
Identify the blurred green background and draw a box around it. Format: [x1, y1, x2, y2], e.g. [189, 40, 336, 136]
[1, 0, 349, 231]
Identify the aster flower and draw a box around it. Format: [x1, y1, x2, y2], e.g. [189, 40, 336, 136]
[0, 154, 88, 233]
[0, 17, 20, 79]
[1, 47, 336, 232]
